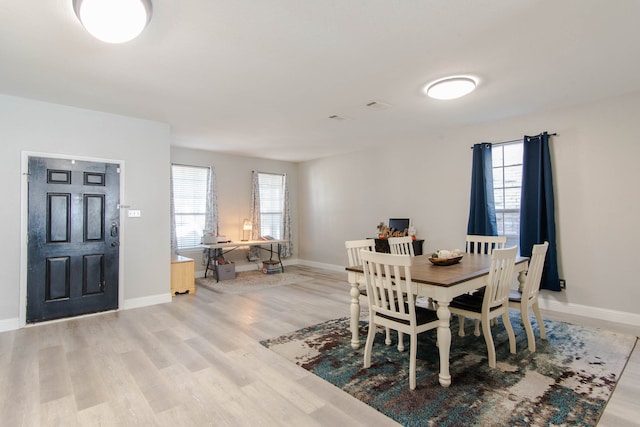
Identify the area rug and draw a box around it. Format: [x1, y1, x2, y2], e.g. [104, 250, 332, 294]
[196, 270, 312, 294]
[260, 312, 637, 426]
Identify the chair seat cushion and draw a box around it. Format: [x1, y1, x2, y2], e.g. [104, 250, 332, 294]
[376, 305, 438, 325]
[450, 294, 484, 313]
[509, 289, 523, 303]
[471, 287, 485, 297]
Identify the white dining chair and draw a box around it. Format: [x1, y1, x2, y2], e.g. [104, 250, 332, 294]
[465, 234, 507, 255]
[360, 250, 439, 390]
[464, 234, 508, 334]
[345, 240, 393, 347]
[388, 235, 420, 348]
[388, 236, 415, 257]
[449, 246, 518, 368]
[390, 235, 434, 314]
[345, 239, 376, 268]
[509, 241, 549, 352]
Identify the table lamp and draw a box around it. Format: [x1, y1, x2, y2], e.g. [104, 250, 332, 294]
[242, 219, 252, 241]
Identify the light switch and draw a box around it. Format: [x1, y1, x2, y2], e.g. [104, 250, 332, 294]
[128, 209, 141, 218]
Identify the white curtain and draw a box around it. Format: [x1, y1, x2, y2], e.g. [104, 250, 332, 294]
[205, 165, 219, 237]
[281, 174, 293, 258]
[170, 165, 178, 253]
[203, 166, 218, 266]
[249, 170, 261, 259]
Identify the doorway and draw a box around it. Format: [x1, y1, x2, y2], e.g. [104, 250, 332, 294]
[26, 156, 121, 323]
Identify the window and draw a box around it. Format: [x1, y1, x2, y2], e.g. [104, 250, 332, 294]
[258, 173, 285, 239]
[172, 164, 210, 248]
[492, 141, 523, 248]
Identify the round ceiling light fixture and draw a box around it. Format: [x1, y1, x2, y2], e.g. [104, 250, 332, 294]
[424, 76, 477, 100]
[73, 0, 153, 44]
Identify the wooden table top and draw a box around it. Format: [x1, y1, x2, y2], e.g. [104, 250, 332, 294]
[346, 253, 529, 288]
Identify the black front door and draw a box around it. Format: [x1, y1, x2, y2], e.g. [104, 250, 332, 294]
[27, 156, 120, 323]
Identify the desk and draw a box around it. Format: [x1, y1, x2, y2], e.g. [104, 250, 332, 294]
[346, 253, 528, 387]
[202, 239, 287, 281]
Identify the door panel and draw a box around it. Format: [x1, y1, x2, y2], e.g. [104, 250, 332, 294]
[48, 194, 71, 243]
[83, 254, 105, 295]
[84, 194, 105, 241]
[27, 156, 120, 323]
[46, 257, 70, 300]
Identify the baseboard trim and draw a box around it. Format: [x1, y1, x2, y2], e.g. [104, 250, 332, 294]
[0, 317, 20, 333]
[194, 258, 300, 278]
[539, 297, 640, 328]
[296, 259, 345, 272]
[123, 293, 172, 310]
[195, 263, 261, 278]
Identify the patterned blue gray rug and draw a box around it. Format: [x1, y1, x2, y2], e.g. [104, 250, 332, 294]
[260, 312, 636, 426]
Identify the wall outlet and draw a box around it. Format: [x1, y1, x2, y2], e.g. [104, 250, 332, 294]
[128, 209, 141, 218]
[559, 279, 566, 289]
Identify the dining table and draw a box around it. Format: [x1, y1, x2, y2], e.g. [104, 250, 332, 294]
[345, 252, 529, 387]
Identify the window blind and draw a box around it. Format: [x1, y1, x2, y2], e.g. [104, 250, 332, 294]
[258, 173, 285, 239]
[172, 164, 210, 248]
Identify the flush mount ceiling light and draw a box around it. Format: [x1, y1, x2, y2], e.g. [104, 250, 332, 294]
[424, 76, 477, 100]
[73, 0, 152, 43]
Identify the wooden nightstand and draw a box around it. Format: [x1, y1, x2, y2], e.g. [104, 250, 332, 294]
[171, 255, 195, 295]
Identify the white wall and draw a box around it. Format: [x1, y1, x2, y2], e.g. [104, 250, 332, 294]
[170, 147, 299, 274]
[4, 90, 638, 329]
[298, 91, 640, 322]
[0, 95, 171, 329]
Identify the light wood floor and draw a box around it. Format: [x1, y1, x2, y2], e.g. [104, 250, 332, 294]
[1, 265, 637, 426]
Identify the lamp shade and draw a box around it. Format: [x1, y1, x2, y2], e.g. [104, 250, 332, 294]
[242, 219, 253, 231]
[73, 0, 152, 43]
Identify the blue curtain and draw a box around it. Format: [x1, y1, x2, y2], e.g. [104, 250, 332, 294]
[520, 132, 561, 291]
[467, 143, 498, 236]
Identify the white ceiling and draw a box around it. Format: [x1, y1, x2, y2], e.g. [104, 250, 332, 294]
[2, 1, 639, 162]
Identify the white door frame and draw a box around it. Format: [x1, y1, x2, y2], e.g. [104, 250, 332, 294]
[20, 151, 126, 327]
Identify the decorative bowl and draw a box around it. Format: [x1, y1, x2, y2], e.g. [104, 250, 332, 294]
[428, 255, 463, 266]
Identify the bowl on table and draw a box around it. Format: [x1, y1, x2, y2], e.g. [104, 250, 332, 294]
[428, 255, 463, 266]
[428, 249, 464, 266]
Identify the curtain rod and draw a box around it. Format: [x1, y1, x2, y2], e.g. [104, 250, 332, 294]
[470, 132, 557, 149]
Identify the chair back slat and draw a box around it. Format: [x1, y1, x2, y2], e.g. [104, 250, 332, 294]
[465, 235, 507, 255]
[345, 239, 376, 267]
[483, 246, 518, 311]
[388, 236, 415, 257]
[361, 250, 414, 324]
[523, 241, 549, 301]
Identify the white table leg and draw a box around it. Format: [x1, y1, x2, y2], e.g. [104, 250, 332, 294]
[349, 280, 361, 349]
[517, 264, 528, 292]
[436, 301, 452, 387]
